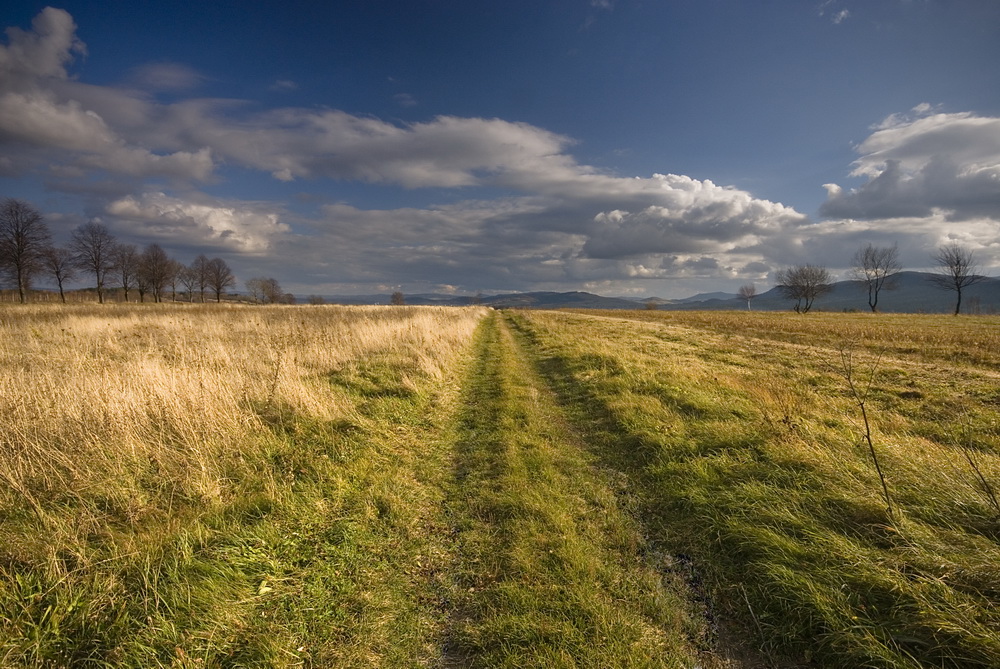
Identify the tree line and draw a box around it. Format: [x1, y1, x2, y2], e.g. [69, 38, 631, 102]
[738, 242, 986, 315]
[0, 198, 289, 304]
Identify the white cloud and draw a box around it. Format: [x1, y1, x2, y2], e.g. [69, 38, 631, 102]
[822, 109, 1000, 221]
[817, 1, 850, 25]
[0, 12, 215, 181]
[0, 87, 215, 180]
[0, 8, 828, 295]
[788, 212, 1000, 277]
[105, 192, 289, 252]
[162, 109, 577, 188]
[0, 7, 85, 79]
[0, 88, 115, 151]
[582, 174, 807, 258]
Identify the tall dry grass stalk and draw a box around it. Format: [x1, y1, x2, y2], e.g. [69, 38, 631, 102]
[0, 303, 485, 571]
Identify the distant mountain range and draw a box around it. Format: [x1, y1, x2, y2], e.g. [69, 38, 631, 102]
[325, 272, 1000, 314]
[328, 291, 639, 310]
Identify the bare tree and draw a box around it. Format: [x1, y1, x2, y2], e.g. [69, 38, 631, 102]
[206, 257, 236, 302]
[929, 243, 985, 315]
[110, 243, 139, 302]
[0, 198, 52, 303]
[246, 276, 283, 304]
[135, 261, 150, 302]
[390, 291, 405, 306]
[138, 244, 173, 303]
[41, 247, 77, 303]
[262, 278, 284, 304]
[307, 294, 326, 305]
[851, 243, 902, 313]
[179, 265, 199, 301]
[775, 264, 832, 314]
[191, 254, 210, 302]
[737, 283, 757, 311]
[70, 222, 117, 303]
[166, 259, 184, 301]
[245, 277, 265, 303]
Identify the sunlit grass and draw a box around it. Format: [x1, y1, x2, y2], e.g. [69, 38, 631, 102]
[443, 312, 713, 667]
[0, 302, 486, 666]
[514, 309, 1000, 667]
[6, 303, 998, 666]
[580, 309, 1000, 368]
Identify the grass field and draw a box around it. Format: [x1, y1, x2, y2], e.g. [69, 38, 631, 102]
[1, 305, 998, 667]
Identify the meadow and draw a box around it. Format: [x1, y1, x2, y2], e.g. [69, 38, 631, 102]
[1, 304, 998, 667]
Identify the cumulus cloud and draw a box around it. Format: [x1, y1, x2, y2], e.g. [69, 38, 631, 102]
[0, 8, 809, 223]
[0, 7, 85, 79]
[782, 212, 1000, 280]
[821, 107, 1000, 221]
[0, 12, 216, 181]
[0, 88, 215, 179]
[0, 8, 820, 295]
[154, 108, 577, 188]
[104, 192, 289, 252]
[582, 174, 806, 258]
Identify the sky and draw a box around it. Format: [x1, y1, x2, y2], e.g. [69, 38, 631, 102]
[1, 1, 999, 298]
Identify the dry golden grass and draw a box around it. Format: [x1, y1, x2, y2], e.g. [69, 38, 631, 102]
[7, 302, 999, 666]
[0, 304, 482, 518]
[588, 309, 1000, 368]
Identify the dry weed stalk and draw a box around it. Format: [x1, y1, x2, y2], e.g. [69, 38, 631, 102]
[954, 416, 1000, 515]
[837, 345, 893, 518]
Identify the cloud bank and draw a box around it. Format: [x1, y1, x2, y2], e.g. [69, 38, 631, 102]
[822, 107, 1000, 222]
[3, 10, 998, 296]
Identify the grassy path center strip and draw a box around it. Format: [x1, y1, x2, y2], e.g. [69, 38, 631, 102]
[442, 312, 723, 668]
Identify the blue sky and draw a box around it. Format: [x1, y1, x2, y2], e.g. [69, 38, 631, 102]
[2, 1, 999, 297]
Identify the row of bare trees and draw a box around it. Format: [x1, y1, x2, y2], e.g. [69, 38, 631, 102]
[0, 198, 238, 304]
[739, 242, 985, 315]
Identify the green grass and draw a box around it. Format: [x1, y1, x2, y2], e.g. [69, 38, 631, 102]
[509, 310, 1000, 668]
[0, 305, 483, 667]
[6, 305, 999, 667]
[442, 312, 713, 668]
[0, 359, 461, 667]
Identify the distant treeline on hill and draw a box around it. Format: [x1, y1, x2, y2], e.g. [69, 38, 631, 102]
[654, 272, 1000, 314]
[316, 272, 1000, 314]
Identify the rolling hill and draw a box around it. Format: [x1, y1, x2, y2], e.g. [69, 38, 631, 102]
[324, 272, 1000, 313]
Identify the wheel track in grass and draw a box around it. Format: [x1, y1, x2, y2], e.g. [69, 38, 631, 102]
[437, 310, 739, 668]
